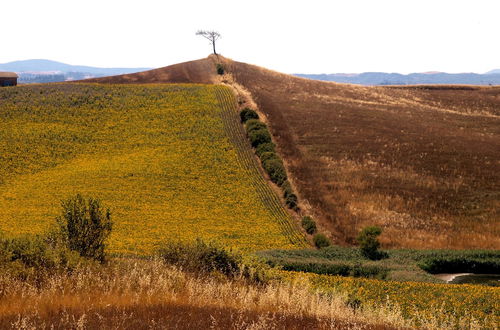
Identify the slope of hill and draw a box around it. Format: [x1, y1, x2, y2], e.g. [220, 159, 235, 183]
[84, 57, 216, 84]
[0, 83, 306, 254]
[295, 71, 500, 85]
[87, 56, 500, 250]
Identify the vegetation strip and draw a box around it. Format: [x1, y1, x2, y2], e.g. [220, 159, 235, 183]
[236, 105, 333, 248]
[259, 246, 500, 283]
[215, 88, 308, 247]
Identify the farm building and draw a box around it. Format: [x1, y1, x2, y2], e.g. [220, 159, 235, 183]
[0, 72, 18, 86]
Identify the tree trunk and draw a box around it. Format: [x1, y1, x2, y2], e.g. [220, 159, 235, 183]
[212, 40, 217, 55]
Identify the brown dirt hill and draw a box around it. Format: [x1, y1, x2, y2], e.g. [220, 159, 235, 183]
[84, 57, 217, 84]
[88, 56, 500, 250]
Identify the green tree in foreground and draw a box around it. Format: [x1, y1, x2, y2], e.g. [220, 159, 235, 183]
[57, 194, 112, 262]
[357, 226, 385, 260]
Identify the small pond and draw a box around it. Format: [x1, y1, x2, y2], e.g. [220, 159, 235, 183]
[436, 273, 500, 286]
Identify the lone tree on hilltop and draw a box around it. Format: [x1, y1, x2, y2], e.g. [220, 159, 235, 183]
[196, 30, 221, 55]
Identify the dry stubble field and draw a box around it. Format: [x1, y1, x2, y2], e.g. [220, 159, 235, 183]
[225, 59, 500, 249]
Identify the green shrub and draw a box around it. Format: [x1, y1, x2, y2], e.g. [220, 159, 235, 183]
[248, 128, 272, 147]
[240, 108, 259, 123]
[280, 180, 299, 210]
[281, 180, 293, 198]
[419, 257, 500, 274]
[285, 193, 298, 210]
[357, 226, 385, 260]
[301, 216, 317, 235]
[159, 239, 272, 283]
[279, 261, 387, 279]
[313, 233, 331, 249]
[57, 194, 112, 262]
[259, 151, 279, 163]
[0, 234, 82, 279]
[159, 239, 240, 277]
[262, 158, 287, 185]
[245, 119, 267, 133]
[216, 63, 224, 75]
[255, 142, 276, 157]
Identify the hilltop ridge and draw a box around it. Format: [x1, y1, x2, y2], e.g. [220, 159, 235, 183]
[84, 57, 217, 84]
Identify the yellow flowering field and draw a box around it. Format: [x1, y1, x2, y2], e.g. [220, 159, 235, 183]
[0, 83, 306, 254]
[291, 272, 499, 328]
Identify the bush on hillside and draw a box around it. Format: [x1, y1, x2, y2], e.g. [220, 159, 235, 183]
[301, 216, 317, 235]
[57, 194, 112, 262]
[259, 151, 280, 163]
[159, 239, 273, 283]
[245, 119, 267, 133]
[285, 193, 298, 210]
[0, 234, 83, 279]
[240, 108, 259, 123]
[262, 158, 287, 186]
[281, 180, 293, 198]
[216, 63, 225, 75]
[160, 239, 240, 277]
[248, 128, 272, 147]
[313, 233, 331, 249]
[357, 226, 386, 260]
[255, 142, 276, 157]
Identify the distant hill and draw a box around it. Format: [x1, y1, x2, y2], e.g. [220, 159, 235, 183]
[295, 72, 500, 85]
[486, 69, 500, 74]
[0, 59, 151, 83]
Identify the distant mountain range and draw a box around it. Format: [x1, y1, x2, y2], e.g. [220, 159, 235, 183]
[295, 71, 500, 86]
[3, 59, 500, 86]
[0, 59, 152, 83]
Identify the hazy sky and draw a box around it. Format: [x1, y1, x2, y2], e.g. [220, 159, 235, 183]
[2, 0, 499, 74]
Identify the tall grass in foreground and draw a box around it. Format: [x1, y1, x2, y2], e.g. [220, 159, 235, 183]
[1, 257, 497, 329]
[0, 259, 403, 329]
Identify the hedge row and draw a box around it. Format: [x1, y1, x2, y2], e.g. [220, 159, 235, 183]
[241, 109, 297, 210]
[240, 108, 332, 249]
[278, 261, 387, 279]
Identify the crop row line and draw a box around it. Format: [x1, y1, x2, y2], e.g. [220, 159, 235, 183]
[214, 86, 308, 247]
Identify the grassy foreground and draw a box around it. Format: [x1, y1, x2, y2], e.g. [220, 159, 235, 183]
[0, 259, 403, 329]
[0, 83, 305, 254]
[0, 256, 497, 329]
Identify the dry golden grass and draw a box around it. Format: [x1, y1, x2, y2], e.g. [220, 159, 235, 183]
[2, 258, 498, 329]
[223, 59, 500, 249]
[0, 259, 404, 329]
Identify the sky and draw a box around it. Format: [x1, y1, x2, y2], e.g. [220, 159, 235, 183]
[2, 0, 500, 74]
